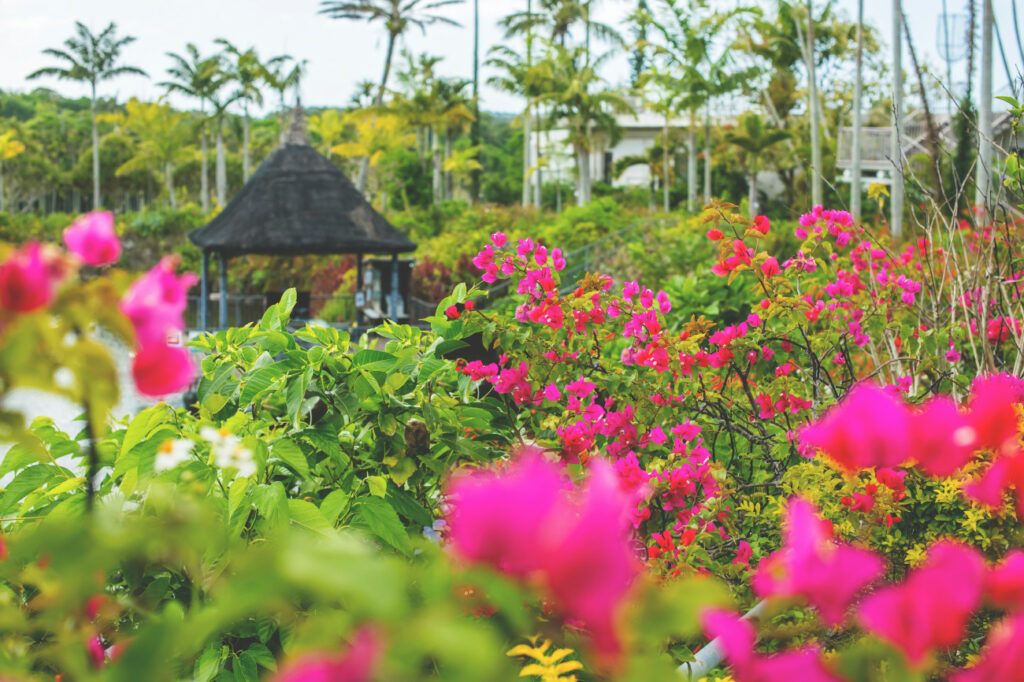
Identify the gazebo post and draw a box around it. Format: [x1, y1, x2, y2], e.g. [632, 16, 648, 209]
[200, 250, 209, 332]
[390, 253, 399, 320]
[355, 253, 363, 326]
[218, 251, 228, 330]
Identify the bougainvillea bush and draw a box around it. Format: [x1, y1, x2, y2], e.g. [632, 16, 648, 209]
[2, 200, 1024, 682]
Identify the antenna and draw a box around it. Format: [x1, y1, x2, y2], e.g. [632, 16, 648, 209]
[937, 9, 968, 112]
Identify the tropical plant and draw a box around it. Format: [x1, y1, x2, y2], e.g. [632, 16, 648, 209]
[531, 44, 634, 206]
[104, 99, 200, 209]
[318, 0, 465, 192]
[307, 109, 348, 157]
[27, 21, 148, 209]
[216, 40, 268, 182]
[331, 109, 415, 205]
[0, 128, 26, 212]
[724, 112, 790, 215]
[158, 43, 225, 214]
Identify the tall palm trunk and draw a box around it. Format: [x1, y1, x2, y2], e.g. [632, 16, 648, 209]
[216, 122, 227, 207]
[535, 113, 543, 206]
[663, 115, 670, 213]
[359, 31, 399, 193]
[165, 161, 177, 209]
[851, 0, 864, 219]
[704, 104, 712, 204]
[90, 82, 101, 209]
[575, 142, 591, 206]
[445, 132, 453, 200]
[242, 105, 251, 182]
[805, 0, 823, 206]
[432, 129, 442, 202]
[200, 130, 210, 213]
[748, 171, 757, 217]
[687, 109, 697, 212]
[522, 110, 532, 206]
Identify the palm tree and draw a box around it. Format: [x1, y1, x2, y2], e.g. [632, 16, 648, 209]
[159, 43, 224, 213]
[108, 99, 199, 209]
[319, 0, 464, 192]
[487, 44, 537, 207]
[532, 45, 633, 206]
[216, 39, 267, 182]
[208, 86, 239, 208]
[264, 55, 306, 140]
[725, 113, 790, 216]
[28, 21, 147, 209]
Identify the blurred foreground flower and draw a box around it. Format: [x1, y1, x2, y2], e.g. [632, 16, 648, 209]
[63, 211, 121, 266]
[446, 450, 640, 663]
[273, 627, 382, 682]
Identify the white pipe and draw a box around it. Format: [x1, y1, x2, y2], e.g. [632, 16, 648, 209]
[677, 601, 766, 680]
[977, 0, 994, 212]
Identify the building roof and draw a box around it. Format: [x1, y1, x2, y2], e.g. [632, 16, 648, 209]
[188, 107, 417, 257]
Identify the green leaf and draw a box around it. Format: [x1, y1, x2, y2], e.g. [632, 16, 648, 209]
[386, 483, 433, 527]
[366, 474, 388, 498]
[0, 465, 55, 514]
[194, 642, 222, 682]
[270, 439, 309, 479]
[286, 498, 334, 536]
[245, 643, 276, 671]
[120, 404, 172, 457]
[320, 489, 349, 525]
[354, 496, 410, 554]
[239, 365, 285, 406]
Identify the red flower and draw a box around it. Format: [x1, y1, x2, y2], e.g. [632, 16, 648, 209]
[752, 215, 771, 235]
[707, 229, 724, 241]
[131, 343, 195, 397]
[445, 305, 460, 319]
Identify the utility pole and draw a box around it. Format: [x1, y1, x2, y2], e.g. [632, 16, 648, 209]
[851, 0, 864, 220]
[891, 0, 904, 238]
[470, 0, 481, 204]
[976, 0, 993, 212]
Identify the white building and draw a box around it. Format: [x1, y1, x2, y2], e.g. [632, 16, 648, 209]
[526, 103, 717, 190]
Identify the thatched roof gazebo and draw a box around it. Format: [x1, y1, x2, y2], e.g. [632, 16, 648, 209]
[188, 106, 417, 329]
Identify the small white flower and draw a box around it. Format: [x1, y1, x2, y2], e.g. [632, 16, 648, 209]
[155, 439, 194, 473]
[201, 426, 256, 478]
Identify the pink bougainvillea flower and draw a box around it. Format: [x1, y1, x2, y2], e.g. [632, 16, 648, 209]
[0, 242, 58, 313]
[447, 452, 640, 664]
[753, 497, 883, 625]
[751, 215, 770, 235]
[131, 343, 195, 397]
[800, 383, 910, 472]
[446, 449, 566, 576]
[541, 458, 640, 662]
[274, 627, 382, 682]
[909, 396, 976, 477]
[985, 550, 1024, 612]
[858, 541, 985, 666]
[63, 211, 121, 266]
[951, 614, 1024, 682]
[701, 609, 844, 682]
[120, 256, 198, 348]
[965, 373, 1023, 456]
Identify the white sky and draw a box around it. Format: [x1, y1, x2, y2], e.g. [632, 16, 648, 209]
[1, 0, 1020, 115]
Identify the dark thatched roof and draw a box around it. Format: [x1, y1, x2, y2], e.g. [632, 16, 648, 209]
[188, 109, 416, 257]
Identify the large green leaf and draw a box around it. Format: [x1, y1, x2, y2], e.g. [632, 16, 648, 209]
[354, 496, 410, 555]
